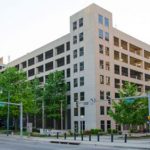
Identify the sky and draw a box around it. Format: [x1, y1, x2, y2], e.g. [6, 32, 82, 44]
[0, 0, 150, 63]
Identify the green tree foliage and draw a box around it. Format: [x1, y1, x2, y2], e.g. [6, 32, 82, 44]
[0, 67, 38, 129]
[44, 71, 67, 121]
[109, 82, 148, 127]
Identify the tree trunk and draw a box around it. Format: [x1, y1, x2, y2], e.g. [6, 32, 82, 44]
[34, 114, 36, 128]
[14, 118, 18, 132]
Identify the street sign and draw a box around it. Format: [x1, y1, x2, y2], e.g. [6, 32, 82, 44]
[124, 98, 135, 104]
[0, 103, 4, 107]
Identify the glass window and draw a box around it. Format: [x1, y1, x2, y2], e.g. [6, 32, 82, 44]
[45, 61, 53, 71]
[100, 120, 105, 131]
[66, 55, 70, 64]
[79, 47, 84, 56]
[99, 29, 103, 39]
[106, 91, 110, 99]
[99, 44, 104, 54]
[107, 120, 111, 130]
[74, 108, 78, 116]
[74, 93, 78, 102]
[67, 82, 70, 91]
[73, 36, 77, 44]
[66, 68, 70, 78]
[74, 64, 78, 73]
[105, 47, 109, 56]
[56, 44, 64, 55]
[100, 75, 104, 84]
[36, 53, 43, 62]
[107, 107, 110, 115]
[73, 49, 77, 59]
[45, 49, 53, 59]
[100, 60, 104, 69]
[80, 107, 85, 116]
[98, 15, 103, 24]
[73, 21, 77, 30]
[105, 32, 109, 41]
[67, 95, 71, 104]
[74, 121, 78, 133]
[80, 62, 84, 71]
[100, 91, 104, 100]
[28, 57, 35, 66]
[80, 77, 84, 86]
[80, 92, 85, 101]
[104, 17, 109, 27]
[74, 78, 78, 87]
[79, 18, 83, 27]
[79, 32, 84, 41]
[100, 106, 105, 115]
[106, 76, 110, 85]
[66, 42, 70, 51]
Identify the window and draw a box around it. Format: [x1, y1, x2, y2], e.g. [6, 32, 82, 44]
[100, 60, 104, 69]
[37, 53, 43, 62]
[79, 32, 84, 42]
[74, 93, 78, 102]
[67, 95, 71, 104]
[99, 29, 103, 39]
[107, 120, 111, 130]
[100, 91, 104, 100]
[45, 49, 53, 59]
[122, 67, 128, 77]
[67, 82, 70, 91]
[37, 65, 43, 74]
[79, 18, 83, 27]
[66, 42, 70, 51]
[106, 91, 110, 99]
[115, 79, 120, 88]
[80, 107, 85, 116]
[74, 78, 78, 87]
[105, 62, 110, 71]
[28, 57, 35, 66]
[105, 47, 109, 56]
[74, 64, 78, 73]
[74, 108, 78, 116]
[104, 17, 109, 27]
[98, 15, 103, 24]
[22, 61, 26, 68]
[100, 120, 105, 131]
[114, 51, 120, 60]
[79, 47, 84, 56]
[100, 75, 104, 84]
[73, 36, 77, 44]
[106, 76, 110, 85]
[66, 68, 70, 78]
[73, 49, 77, 59]
[114, 65, 120, 75]
[105, 32, 109, 41]
[45, 61, 53, 71]
[28, 68, 35, 77]
[80, 92, 85, 101]
[99, 44, 103, 54]
[107, 107, 110, 115]
[80, 77, 84, 86]
[100, 106, 105, 115]
[56, 57, 65, 67]
[80, 62, 84, 71]
[66, 55, 70, 64]
[73, 21, 77, 30]
[74, 121, 78, 133]
[56, 44, 64, 55]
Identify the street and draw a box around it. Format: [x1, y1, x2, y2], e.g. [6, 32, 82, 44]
[0, 135, 147, 150]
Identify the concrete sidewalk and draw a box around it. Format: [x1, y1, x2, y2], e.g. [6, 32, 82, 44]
[1, 134, 150, 149]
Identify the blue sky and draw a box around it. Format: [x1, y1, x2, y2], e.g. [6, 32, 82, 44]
[0, 0, 150, 63]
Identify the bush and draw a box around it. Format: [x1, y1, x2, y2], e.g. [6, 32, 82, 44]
[83, 130, 91, 135]
[90, 129, 102, 135]
[107, 128, 118, 134]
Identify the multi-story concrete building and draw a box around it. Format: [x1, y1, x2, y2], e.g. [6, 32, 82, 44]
[0, 57, 5, 70]
[1, 3, 150, 132]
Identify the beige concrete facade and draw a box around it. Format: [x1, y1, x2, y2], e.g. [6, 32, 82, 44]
[1, 3, 150, 132]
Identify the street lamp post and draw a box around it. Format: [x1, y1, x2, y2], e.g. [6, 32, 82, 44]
[60, 100, 63, 130]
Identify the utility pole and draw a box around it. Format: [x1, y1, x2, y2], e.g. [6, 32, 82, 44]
[7, 91, 10, 136]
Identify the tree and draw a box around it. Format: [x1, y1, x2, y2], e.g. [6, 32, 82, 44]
[109, 82, 148, 131]
[44, 71, 67, 129]
[0, 67, 37, 131]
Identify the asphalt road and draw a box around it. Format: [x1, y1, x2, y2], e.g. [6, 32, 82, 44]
[0, 136, 146, 150]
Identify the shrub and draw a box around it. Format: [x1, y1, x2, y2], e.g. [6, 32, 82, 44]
[90, 129, 102, 135]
